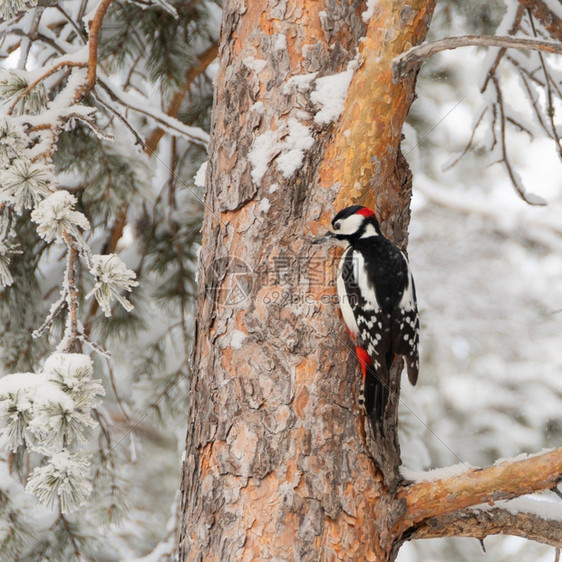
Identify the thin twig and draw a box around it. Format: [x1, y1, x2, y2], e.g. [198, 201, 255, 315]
[528, 9, 562, 159]
[506, 116, 534, 139]
[59, 513, 81, 558]
[442, 106, 488, 171]
[55, 4, 87, 44]
[6, 60, 87, 115]
[32, 293, 67, 338]
[62, 232, 80, 352]
[96, 78, 209, 146]
[491, 73, 544, 205]
[513, 61, 552, 138]
[79, 334, 111, 358]
[104, 357, 131, 423]
[481, 6, 525, 92]
[394, 34, 562, 82]
[92, 91, 146, 148]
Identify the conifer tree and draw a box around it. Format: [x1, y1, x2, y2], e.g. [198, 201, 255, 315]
[0, 0, 561, 560]
[0, 0, 217, 558]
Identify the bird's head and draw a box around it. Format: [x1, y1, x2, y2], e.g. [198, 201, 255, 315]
[314, 205, 381, 246]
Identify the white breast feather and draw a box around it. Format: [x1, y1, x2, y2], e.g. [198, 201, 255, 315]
[352, 251, 379, 312]
[337, 248, 359, 336]
[398, 252, 415, 311]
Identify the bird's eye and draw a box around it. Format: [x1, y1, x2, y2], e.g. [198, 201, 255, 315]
[333, 222, 341, 231]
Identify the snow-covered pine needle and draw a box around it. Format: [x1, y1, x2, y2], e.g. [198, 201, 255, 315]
[26, 451, 92, 513]
[86, 254, 138, 317]
[0, 69, 46, 115]
[31, 190, 90, 243]
[0, 119, 26, 166]
[0, 241, 20, 287]
[0, 159, 52, 214]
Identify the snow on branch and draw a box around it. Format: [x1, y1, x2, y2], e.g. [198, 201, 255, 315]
[397, 448, 562, 533]
[5, 60, 87, 116]
[0, 353, 105, 511]
[96, 78, 210, 147]
[393, 35, 562, 81]
[0, 0, 58, 21]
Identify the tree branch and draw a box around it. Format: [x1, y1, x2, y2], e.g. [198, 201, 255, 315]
[394, 35, 562, 81]
[408, 504, 562, 548]
[518, 0, 562, 42]
[61, 232, 80, 352]
[6, 60, 86, 115]
[0, 0, 58, 24]
[397, 448, 562, 531]
[79, 0, 114, 98]
[144, 41, 218, 156]
[481, 6, 524, 93]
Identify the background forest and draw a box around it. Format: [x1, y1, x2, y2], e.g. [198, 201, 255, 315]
[0, 0, 561, 560]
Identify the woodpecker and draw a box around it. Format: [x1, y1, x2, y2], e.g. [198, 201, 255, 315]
[315, 205, 419, 434]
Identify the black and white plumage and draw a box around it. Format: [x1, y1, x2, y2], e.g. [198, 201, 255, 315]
[317, 205, 419, 434]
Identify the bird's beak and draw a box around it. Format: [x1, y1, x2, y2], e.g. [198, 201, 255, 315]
[312, 232, 334, 245]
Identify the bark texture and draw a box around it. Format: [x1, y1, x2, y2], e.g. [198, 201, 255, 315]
[179, 1, 434, 560]
[178, 0, 561, 560]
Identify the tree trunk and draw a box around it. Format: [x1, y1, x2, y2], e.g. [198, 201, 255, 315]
[178, 1, 436, 560]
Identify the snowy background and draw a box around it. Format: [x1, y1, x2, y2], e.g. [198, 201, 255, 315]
[0, 0, 560, 560]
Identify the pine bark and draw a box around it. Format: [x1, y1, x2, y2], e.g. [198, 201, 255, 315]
[178, 1, 436, 560]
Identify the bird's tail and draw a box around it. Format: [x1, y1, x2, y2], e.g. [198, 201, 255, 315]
[360, 365, 389, 436]
[355, 346, 390, 436]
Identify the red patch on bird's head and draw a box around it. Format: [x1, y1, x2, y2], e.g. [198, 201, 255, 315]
[356, 207, 376, 219]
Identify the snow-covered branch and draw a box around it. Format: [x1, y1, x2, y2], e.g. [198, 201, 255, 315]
[393, 34, 562, 81]
[398, 448, 562, 531]
[97, 78, 210, 147]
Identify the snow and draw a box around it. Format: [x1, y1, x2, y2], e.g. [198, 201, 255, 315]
[43, 352, 94, 383]
[250, 101, 265, 114]
[31, 190, 90, 243]
[492, 497, 562, 522]
[361, 0, 377, 23]
[0, 353, 103, 454]
[194, 161, 208, 188]
[248, 130, 278, 186]
[471, 495, 562, 525]
[0, 372, 38, 396]
[274, 34, 287, 51]
[248, 118, 315, 185]
[3, 1, 562, 559]
[400, 453, 561, 484]
[259, 198, 271, 213]
[26, 451, 92, 513]
[243, 57, 267, 74]
[311, 69, 353, 124]
[523, 192, 547, 206]
[86, 253, 138, 316]
[400, 463, 474, 482]
[283, 72, 317, 94]
[230, 330, 247, 349]
[275, 118, 314, 177]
